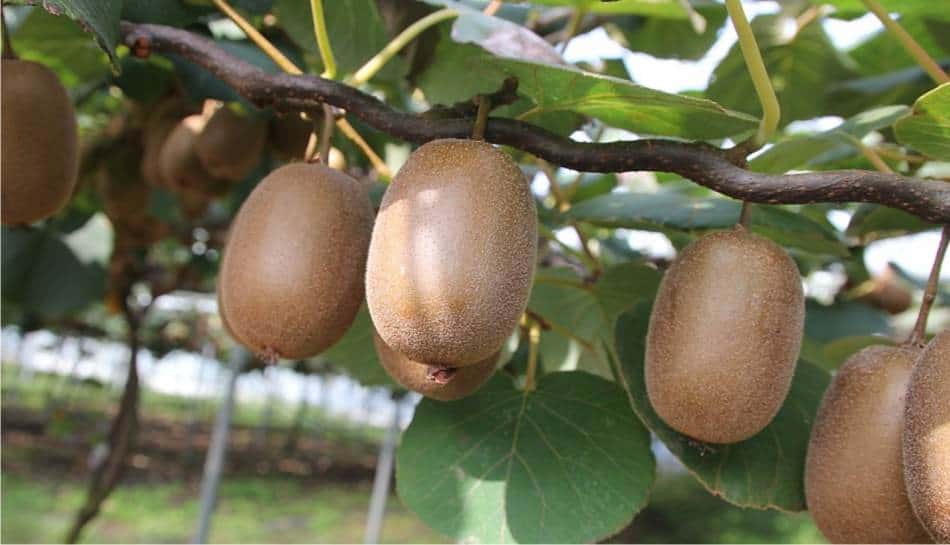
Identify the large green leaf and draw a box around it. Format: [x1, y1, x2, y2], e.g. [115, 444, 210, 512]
[750, 105, 910, 174]
[1, 226, 107, 317]
[486, 58, 759, 139]
[527, 0, 694, 18]
[614, 302, 831, 511]
[707, 14, 855, 126]
[36, 0, 122, 67]
[321, 305, 392, 387]
[846, 204, 935, 242]
[804, 300, 892, 343]
[527, 264, 661, 376]
[609, 5, 728, 60]
[397, 371, 655, 543]
[569, 193, 848, 256]
[895, 83, 950, 160]
[817, 0, 950, 21]
[10, 7, 111, 88]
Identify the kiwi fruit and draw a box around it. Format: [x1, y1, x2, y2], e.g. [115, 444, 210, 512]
[805, 345, 932, 543]
[1, 59, 79, 225]
[97, 135, 150, 222]
[644, 227, 804, 444]
[218, 162, 374, 360]
[158, 114, 217, 191]
[269, 112, 316, 162]
[365, 139, 537, 367]
[858, 265, 913, 315]
[142, 96, 195, 188]
[904, 330, 950, 542]
[195, 104, 268, 181]
[373, 332, 497, 401]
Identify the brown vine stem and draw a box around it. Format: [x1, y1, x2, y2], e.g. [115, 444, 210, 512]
[1, 4, 16, 60]
[117, 23, 950, 224]
[907, 226, 949, 347]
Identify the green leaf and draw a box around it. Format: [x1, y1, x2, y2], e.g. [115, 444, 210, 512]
[707, 14, 856, 126]
[750, 105, 911, 174]
[804, 300, 892, 343]
[321, 305, 393, 387]
[38, 0, 122, 67]
[614, 302, 831, 511]
[1, 226, 106, 317]
[486, 58, 759, 139]
[569, 193, 848, 256]
[817, 0, 950, 21]
[609, 6, 728, 60]
[527, 264, 661, 376]
[122, 0, 204, 27]
[846, 204, 935, 242]
[895, 82, 950, 160]
[526, 0, 694, 18]
[397, 371, 655, 544]
[10, 7, 111, 88]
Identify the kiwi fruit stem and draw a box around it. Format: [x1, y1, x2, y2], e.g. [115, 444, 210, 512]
[2, 7, 15, 60]
[907, 225, 949, 346]
[738, 201, 753, 228]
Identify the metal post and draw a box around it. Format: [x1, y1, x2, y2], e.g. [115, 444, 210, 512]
[192, 347, 248, 544]
[363, 398, 401, 544]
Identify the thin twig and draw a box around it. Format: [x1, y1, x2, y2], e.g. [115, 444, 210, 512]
[213, 0, 301, 74]
[739, 201, 753, 228]
[336, 117, 391, 178]
[483, 0, 502, 16]
[907, 226, 949, 346]
[724, 0, 780, 147]
[862, 0, 949, 85]
[318, 104, 335, 165]
[309, 0, 336, 79]
[525, 321, 541, 392]
[472, 95, 490, 140]
[1, 4, 16, 60]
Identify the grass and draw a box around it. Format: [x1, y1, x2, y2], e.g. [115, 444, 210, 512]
[1, 473, 445, 544]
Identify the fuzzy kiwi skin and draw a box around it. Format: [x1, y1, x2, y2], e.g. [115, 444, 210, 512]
[904, 330, 950, 542]
[195, 105, 268, 181]
[1, 59, 79, 225]
[218, 162, 374, 360]
[366, 139, 537, 367]
[805, 345, 932, 544]
[142, 96, 195, 188]
[158, 114, 217, 191]
[644, 227, 804, 444]
[269, 112, 315, 162]
[373, 332, 497, 401]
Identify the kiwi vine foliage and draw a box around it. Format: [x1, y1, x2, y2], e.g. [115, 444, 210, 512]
[1, 0, 948, 544]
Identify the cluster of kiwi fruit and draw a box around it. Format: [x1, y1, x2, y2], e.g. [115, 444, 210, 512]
[218, 137, 536, 401]
[805, 330, 949, 543]
[1, 57, 79, 226]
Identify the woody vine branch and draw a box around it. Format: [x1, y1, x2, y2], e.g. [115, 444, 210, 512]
[121, 23, 950, 224]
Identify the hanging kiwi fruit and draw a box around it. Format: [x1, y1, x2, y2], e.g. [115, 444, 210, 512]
[805, 345, 932, 543]
[157, 113, 218, 192]
[373, 332, 498, 401]
[195, 103, 268, 182]
[1, 57, 79, 225]
[903, 330, 950, 543]
[644, 226, 805, 444]
[365, 138, 537, 368]
[218, 162, 374, 361]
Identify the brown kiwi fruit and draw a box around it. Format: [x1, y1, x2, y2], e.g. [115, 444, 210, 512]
[269, 112, 316, 162]
[644, 227, 804, 444]
[157, 114, 216, 191]
[373, 332, 497, 401]
[1, 59, 79, 225]
[218, 162, 374, 360]
[805, 345, 932, 543]
[858, 265, 913, 315]
[195, 104, 268, 181]
[365, 139, 537, 367]
[97, 135, 150, 222]
[141, 96, 196, 188]
[904, 330, 950, 542]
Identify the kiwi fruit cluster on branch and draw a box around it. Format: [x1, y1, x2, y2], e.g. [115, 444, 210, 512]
[1, 58, 79, 226]
[216, 137, 536, 400]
